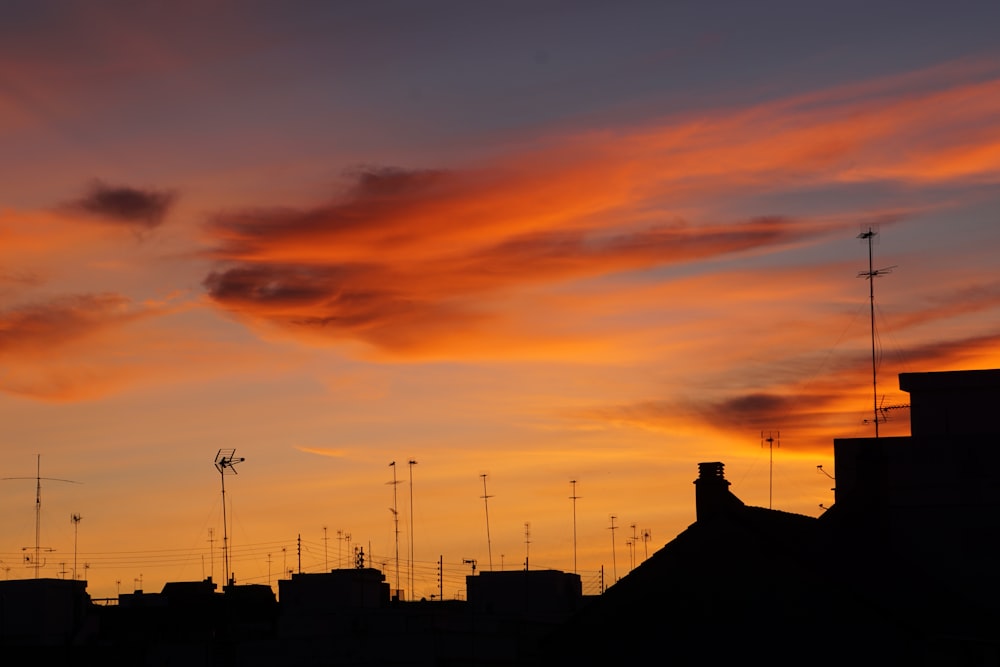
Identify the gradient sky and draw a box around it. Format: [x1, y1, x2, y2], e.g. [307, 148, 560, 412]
[2, 1, 999, 598]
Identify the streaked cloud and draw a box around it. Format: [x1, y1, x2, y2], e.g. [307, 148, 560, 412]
[294, 446, 351, 459]
[200, 63, 1000, 361]
[0, 293, 141, 353]
[202, 162, 826, 357]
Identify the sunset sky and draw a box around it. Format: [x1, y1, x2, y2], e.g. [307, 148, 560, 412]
[2, 1, 1000, 599]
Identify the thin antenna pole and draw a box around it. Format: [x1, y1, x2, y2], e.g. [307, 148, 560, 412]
[629, 523, 638, 572]
[481, 474, 494, 571]
[2, 454, 81, 578]
[71, 513, 82, 580]
[569, 480, 580, 574]
[208, 528, 215, 581]
[524, 522, 531, 570]
[857, 227, 895, 439]
[862, 228, 879, 437]
[214, 449, 244, 586]
[608, 514, 618, 583]
[408, 459, 417, 597]
[323, 526, 328, 571]
[762, 431, 780, 509]
[34, 456, 41, 577]
[388, 461, 400, 596]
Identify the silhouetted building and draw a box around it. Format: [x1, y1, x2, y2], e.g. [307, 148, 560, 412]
[278, 567, 390, 614]
[0, 578, 92, 646]
[8, 368, 1000, 665]
[543, 368, 1000, 666]
[467, 570, 582, 616]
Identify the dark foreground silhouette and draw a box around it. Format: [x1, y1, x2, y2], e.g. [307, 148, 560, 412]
[3, 369, 998, 666]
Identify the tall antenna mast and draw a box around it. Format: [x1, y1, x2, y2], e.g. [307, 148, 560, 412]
[2, 454, 81, 578]
[629, 523, 638, 572]
[523, 522, 531, 571]
[71, 513, 82, 580]
[207, 528, 215, 581]
[608, 514, 618, 584]
[480, 474, 494, 571]
[214, 448, 244, 587]
[857, 227, 895, 438]
[569, 480, 580, 574]
[407, 459, 417, 597]
[761, 431, 780, 509]
[387, 461, 401, 596]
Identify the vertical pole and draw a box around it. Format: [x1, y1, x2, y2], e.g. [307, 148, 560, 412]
[71, 513, 82, 580]
[524, 522, 530, 571]
[481, 474, 493, 571]
[868, 231, 879, 438]
[858, 228, 881, 438]
[569, 480, 579, 575]
[34, 455, 41, 578]
[208, 528, 215, 582]
[609, 515, 618, 583]
[408, 459, 417, 597]
[390, 461, 399, 596]
[220, 468, 229, 585]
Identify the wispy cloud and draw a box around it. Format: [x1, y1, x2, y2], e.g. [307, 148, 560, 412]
[202, 163, 826, 356]
[576, 329, 1000, 452]
[0, 293, 141, 353]
[0, 293, 155, 400]
[200, 63, 1000, 359]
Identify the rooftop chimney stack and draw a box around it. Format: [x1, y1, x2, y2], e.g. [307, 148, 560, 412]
[694, 462, 744, 521]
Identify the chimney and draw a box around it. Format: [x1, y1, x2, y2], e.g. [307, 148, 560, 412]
[693, 462, 744, 521]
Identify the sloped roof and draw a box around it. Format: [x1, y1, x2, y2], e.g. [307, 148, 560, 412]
[540, 502, 922, 666]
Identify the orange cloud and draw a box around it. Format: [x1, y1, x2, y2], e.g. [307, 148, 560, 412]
[0, 293, 147, 354]
[203, 164, 828, 357]
[201, 62, 1000, 361]
[575, 328, 1000, 454]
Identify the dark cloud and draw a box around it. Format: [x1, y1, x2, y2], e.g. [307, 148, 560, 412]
[205, 166, 450, 255]
[66, 180, 177, 229]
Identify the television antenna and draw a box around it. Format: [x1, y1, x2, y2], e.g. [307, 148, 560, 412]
[2, 454, 81, 578]
[462, 558, 477, 574]
[523, 522, 531, 571]
[480, 474, 494, 571]
[608, 514, 618, 583]
[857, 226, 896, 438]
[213, 448, 244, 586]
[569, 480, 580, 574]
[629, 523, 639, 571]
[71, 513, 83, 580]
[387, 461, 401, 594]
[863, 395, 911, 426]
[761, 431, 780, 509]
[407, 459, 417, 597]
